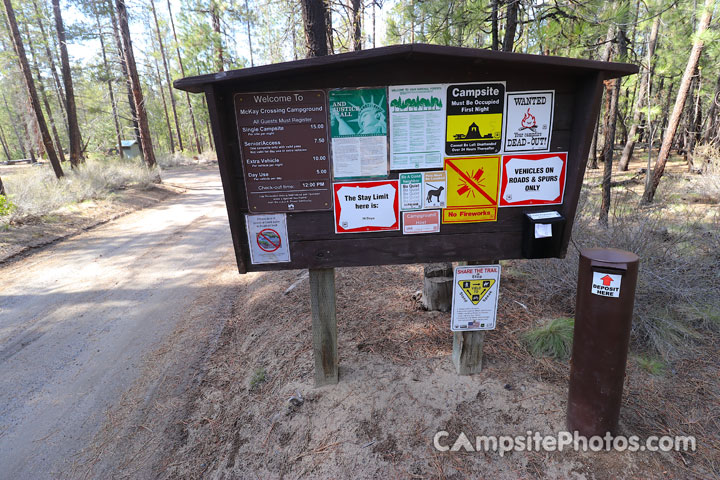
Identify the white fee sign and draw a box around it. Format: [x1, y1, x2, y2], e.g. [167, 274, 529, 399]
[451, 265, 501, 331]
[503, 90, 554, 152]
[591, 271, 622, 298]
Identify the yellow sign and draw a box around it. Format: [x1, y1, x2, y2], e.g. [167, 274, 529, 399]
[458, 279, 496, 305]
[446, 114, 502, 143]
[443, 156, 500, 223]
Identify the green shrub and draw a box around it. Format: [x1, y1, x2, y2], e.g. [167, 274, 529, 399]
[0, 195, 15, 217]
[522, 317, 575, 360]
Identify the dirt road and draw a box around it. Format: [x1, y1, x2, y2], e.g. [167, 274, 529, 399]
[0, 166, 235, 479]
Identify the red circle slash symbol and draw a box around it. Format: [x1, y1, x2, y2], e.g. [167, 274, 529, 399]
[257, 228, 281, 252]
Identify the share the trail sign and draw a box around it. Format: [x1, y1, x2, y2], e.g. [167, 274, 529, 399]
[175, 44, 637, 274]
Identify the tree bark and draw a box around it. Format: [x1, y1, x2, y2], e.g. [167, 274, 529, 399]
[350, 0, 362, 50]
[153, 55, 175, 153]
[0, 175, 5, 196]
[109, 0, 141, 146]
[52, 0, 83, 167]
[701, 70, 720, 144]
[2, 0, 63, 178]
[25, 21, 66, 164]
[167, 0, 202, 153]
[0, 125, 11, 161]
[210, 1, 224, 71]
[324, 0, 333, 53]
[244, 0, 254, 66]
[599, 19, 626, 227]
[619, 16, 659, 171]
[490, 0, 499, 50]
[643, 0, 714, 203]
[300, 0, 328, 57]
[94, 10, 123, 158]
[150, 0, 183, 152]
[502, 0, 518, 52]
[115, 0, 156, 168]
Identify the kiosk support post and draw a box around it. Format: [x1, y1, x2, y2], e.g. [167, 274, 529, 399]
[310, 268, 338, 386]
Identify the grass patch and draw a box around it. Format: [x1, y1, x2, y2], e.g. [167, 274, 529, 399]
[0, 157, 158, 225]
[249, 367, 267, 391]
[635, 354, 666, 376]
[522, 317, 574, 360]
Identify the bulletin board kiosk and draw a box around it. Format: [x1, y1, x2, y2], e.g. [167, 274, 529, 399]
[175, 44, 637, 384]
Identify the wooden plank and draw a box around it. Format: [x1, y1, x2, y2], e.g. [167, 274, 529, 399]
[205, 86, 248, 273]
[310, 268, 338, 386]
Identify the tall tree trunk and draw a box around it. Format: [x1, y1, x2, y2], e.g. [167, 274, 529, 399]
[109, 0, 141, 146]
[350, 0, 362, 50]
[150, 0, 183, 152]
[26, 22, 66, 164]
[30, 0, 66, 118]
[2, 92, 26, 157]
[502, 0, 518, 52]
[115, 0, 156, 168]
[2, 0, 63, 178]
[52, 0, 82, 167]
[619, 16, 659, 171]
[153, 55, 175, 153]
[95, 10, 123, 158]
[210, 1, 224, 71]
[0, 175, 5, 196]
[599, 19, 627, 227]
[588, 117, 599, 168]
[167, 0, 202, 153]
[324, 0, 334, 53]
[701, 70, 720, 144]
[244, 0, 254, 66]
[643, 0, 714, 203]
[0, 125, 12, 161]
[686, 69, 703, 171]
[300, 0, 328, 57]
[490, 0, 499, 50]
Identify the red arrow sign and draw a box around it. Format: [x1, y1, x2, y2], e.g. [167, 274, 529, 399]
[601, 275, 614, 286]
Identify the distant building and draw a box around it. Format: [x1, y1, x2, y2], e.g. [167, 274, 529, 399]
[120, 140, 143, 160]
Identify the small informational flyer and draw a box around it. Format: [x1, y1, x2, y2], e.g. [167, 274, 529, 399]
[503, 90, 554, 152]
[499, 152, 567, 207]
[245, 213, 291, 264]
[403, 210, 441, 235]
[399, 172, 423, 210]
[329, 88, 389, 179]
[445, 82, 505, 156]
[423, 170, 447, 209]
[333, 180, 399, 233]
[389, 84, 445, 170]
[451, 265, 501, 331]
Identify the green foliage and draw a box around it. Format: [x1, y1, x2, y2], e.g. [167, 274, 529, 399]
[249, 367, 267, 391]
[0, 194, 16, 217]
[522, 317, 575, 360]
[635, 354, 666, 376]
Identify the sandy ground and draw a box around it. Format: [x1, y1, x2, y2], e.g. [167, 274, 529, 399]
[0, 165, 236, 479]
[1, 159, 717, 479]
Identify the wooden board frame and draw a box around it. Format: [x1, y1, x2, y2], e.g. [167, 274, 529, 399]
[176, 44, 636, 274]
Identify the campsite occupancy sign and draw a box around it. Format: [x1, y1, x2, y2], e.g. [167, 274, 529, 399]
[445, 82, 505, 156]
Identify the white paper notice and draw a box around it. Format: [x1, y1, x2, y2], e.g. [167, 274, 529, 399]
[331, 136, 388, 178]
[389, 85, 445, 170]
[591, 271, 622, 298]
[502, 155, 565, 204]
[245, 214, 291, 264]
[335, 183, 398, 231]
[534, 223, 553, 238]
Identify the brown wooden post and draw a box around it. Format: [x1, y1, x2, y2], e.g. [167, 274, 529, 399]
[310, 268, 338, 386]
[452, 260, 495, 375]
